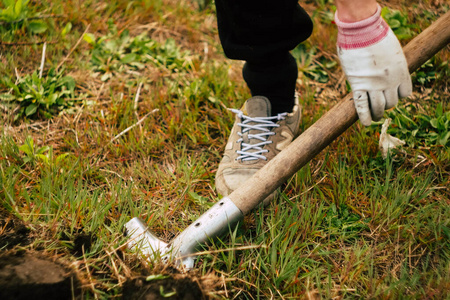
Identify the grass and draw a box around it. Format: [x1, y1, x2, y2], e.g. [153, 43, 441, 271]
[1, 0, 449, 298]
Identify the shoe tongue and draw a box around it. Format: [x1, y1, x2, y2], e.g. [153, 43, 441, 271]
[243, 96, 271, 118]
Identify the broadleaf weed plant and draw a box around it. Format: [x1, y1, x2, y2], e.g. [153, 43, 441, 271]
[0, 0, 49, 41]
[18, 136, 70, 167]
[384, 102, 450, 148]
[84, 21, 193, 82]
[292, 43, 337, 84]
[381, 6, 415, 40]
[412, 57, 449, 87]
[0, 67, 78, 121]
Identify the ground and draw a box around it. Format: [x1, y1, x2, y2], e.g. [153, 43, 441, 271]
[0, 0, 449, 299]
[0, 253, 76, 299]
[0, 209, 213, 299]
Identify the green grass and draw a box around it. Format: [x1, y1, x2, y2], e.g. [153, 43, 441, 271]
[1, 0, 449, 298]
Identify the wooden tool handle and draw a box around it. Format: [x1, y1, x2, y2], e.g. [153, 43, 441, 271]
[229, 11, 450, 215]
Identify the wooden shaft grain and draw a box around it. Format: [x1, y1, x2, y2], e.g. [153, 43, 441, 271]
[404, 10, 450, 73]
[229, 11, 450, 215]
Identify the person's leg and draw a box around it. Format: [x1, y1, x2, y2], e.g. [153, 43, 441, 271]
[215, 0, 313, 115]
[214, 1, 313, 204]
[242, 54, 297, 116]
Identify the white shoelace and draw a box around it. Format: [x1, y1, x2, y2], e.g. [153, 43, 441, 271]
[230, 108, 288, 161]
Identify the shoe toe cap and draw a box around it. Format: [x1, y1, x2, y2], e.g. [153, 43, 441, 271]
[215, 167, 277, 207]
[216, 167, 258, 196]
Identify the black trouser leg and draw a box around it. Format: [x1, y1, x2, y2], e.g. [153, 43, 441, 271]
[243, 53, 298, 115]
[215, 0, 313, 115]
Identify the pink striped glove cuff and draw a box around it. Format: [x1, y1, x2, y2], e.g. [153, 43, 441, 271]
[335, 5, 389, 50]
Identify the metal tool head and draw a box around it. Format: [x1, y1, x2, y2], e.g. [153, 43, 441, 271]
[125, 218, 169, 257]
[125, 197, 244, 270]
[125, 217, 198, 269]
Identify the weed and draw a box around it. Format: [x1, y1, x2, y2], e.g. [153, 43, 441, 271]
[84, 21, 193, 81]
[0, 0, 49, 41]
[18, 136, 70, 167]
[322, 203, 369, 239]
[384, 102, 450, 147]
[292, 44, 337, 84]
[412, 57, 449, 87]
[18, 135, 50, 165]
[0, 67, 77, 120]
[381, 7, 415, 40]
[0, 0, 31, 24]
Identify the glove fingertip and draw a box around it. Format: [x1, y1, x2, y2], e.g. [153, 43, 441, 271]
[384, 89, 399, 110]
[368, 91, 386, 122]
[359, 117, 373, 127]
[353, 91, 372, 126]
[398, 79, 413, 98]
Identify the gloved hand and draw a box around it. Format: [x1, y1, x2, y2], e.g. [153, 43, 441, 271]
[335, 5, 412, 126]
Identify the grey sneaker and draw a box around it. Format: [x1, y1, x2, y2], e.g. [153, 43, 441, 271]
[215, 95, 301, 206]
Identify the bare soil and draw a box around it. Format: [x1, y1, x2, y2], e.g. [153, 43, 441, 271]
[0, 252, 78, 300]
[123, 275, 208, 300]
[0, 208, 212, 299]
[0, 208, 78, 299]
[0, 208, 31, 250]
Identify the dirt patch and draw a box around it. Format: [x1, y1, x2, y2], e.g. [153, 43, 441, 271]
[0, 252, 79, 300]
[0, 208, 31, 250]
[0, 209, 219, 299]
[73, 232, 94, 255]
[123, 274, 208, 300]
[60, 230, 95, 256]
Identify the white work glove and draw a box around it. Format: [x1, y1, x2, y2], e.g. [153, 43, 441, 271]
[335, 5, 412, 126]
